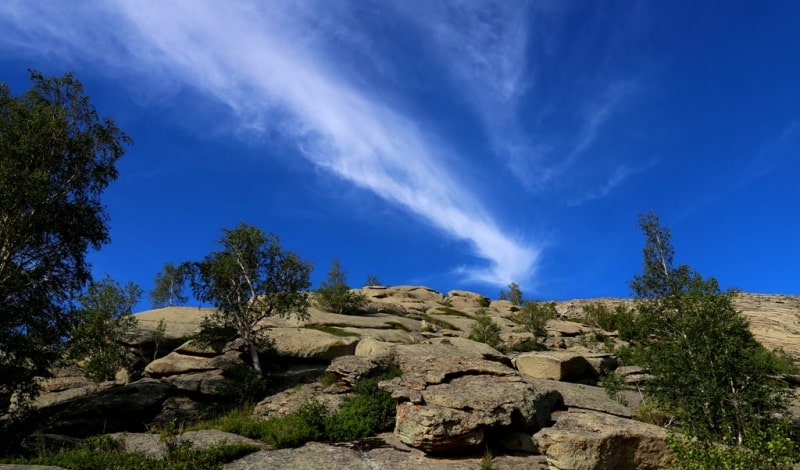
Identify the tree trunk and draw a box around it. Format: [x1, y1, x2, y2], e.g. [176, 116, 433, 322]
[249, 345, 263, 377]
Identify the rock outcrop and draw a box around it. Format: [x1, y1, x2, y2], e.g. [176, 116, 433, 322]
[533, 410, 672, 470]
[17, 288, 799, 468]
[377, 342, 563, 453]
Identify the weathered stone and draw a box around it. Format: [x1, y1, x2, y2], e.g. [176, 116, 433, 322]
[394, 403, 485, 452]
[501, 432, 538, 453]
[152, 395, 210, 427]
[445, 290, 488, 310]
[264, 328, 359, 360]
[524, 377, 633, 418]
[354, 338, 395, 361]
[325, 355, 380, 390]
[616, 365, 652, 385]
[546, 320, 587, 337]
[144, 351, 217, 377]
[166, 369, 227, 394]
[583, 353, 618, 376]
[533, 410, 672, 470]
[224, 440, 547, 470]
[514, 351, 593, 382]
[253, 383, 344, 420]
[379, 342, 563, 453]
[38, 379, 173, 436]
[111, 430, 264, 459]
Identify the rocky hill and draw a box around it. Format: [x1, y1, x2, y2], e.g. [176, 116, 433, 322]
[11, 287, 800, 469]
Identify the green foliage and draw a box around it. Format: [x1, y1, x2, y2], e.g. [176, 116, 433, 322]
[187, 223, 312, 377]
[0, 70, 130, 413]
[669, 419, 798, 470]
[510, 301, 556, 337]
[150, 262, 189, 308]
[324, 375, 397, 441]
[581, 303, 637, 337]
[220, 362, 270, 404]
[481, 447, 494, 470]
[365, 274, 382, 287]
[629, 211, 792, 458]
[468, 312, 502, 348]
[498, 281, 523, 306]
[315, 259, 368, 315]
[600, 370, 628, 406]
[68, 276, 141, 381]
[478, 296, 492, 308]
[1, 433, 258, 470]
[152, 318, 167, 360]
[190, 365, 401, 449]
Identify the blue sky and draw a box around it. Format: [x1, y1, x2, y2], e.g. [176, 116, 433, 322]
[1, 1, 798, 308]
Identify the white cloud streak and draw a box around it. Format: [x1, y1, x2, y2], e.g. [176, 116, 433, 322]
[402, 2, 638, 197]
[0, 0, 539, 286]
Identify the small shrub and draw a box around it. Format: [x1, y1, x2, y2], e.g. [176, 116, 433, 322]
[0, 433, 259, 469]
[480, 446, 494, 470]
[316, 260, 368, 315]
[634, 400, 675, 427]
[511, 301, 556, 337]
[600, 370, 628, 406]
[668, 418, 798, 470]
[478, 296, 491, 308]
[468, 312, 502, 348]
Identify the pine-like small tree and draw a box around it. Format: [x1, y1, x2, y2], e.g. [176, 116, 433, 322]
[316, 260, 368, 315]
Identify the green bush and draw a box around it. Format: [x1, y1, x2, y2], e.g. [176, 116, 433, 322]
[0, 434, 258, 470]
[315, 260, 368, 315]
[189, 364, 402, 449]
[668, 418, 798, 470]
[324, 378, 396, 441]
[510, 301, 556, 337]
[468, 312, 502, 348]
[581, 303, 635, 333]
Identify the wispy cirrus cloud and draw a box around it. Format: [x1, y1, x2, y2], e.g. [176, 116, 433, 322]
[0, 0, 539, 286]
[402, 1, 641, 197]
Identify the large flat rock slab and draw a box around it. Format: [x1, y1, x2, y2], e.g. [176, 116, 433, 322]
[514, 351, 594, 382]
[533, 410, 672, 470]
[223, 440, 548, 470]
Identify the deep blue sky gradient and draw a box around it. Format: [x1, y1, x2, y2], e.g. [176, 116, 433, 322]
[1, 1, 798, 310]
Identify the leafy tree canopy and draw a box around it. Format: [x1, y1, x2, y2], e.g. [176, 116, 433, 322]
[0, 70, 130, 409]
[187, 223, 312, 376]
[630, 211, 793, 461]
[150, 261, 189, 308]
[68, 276, 141, 381]
[499, 282, 523, 306]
